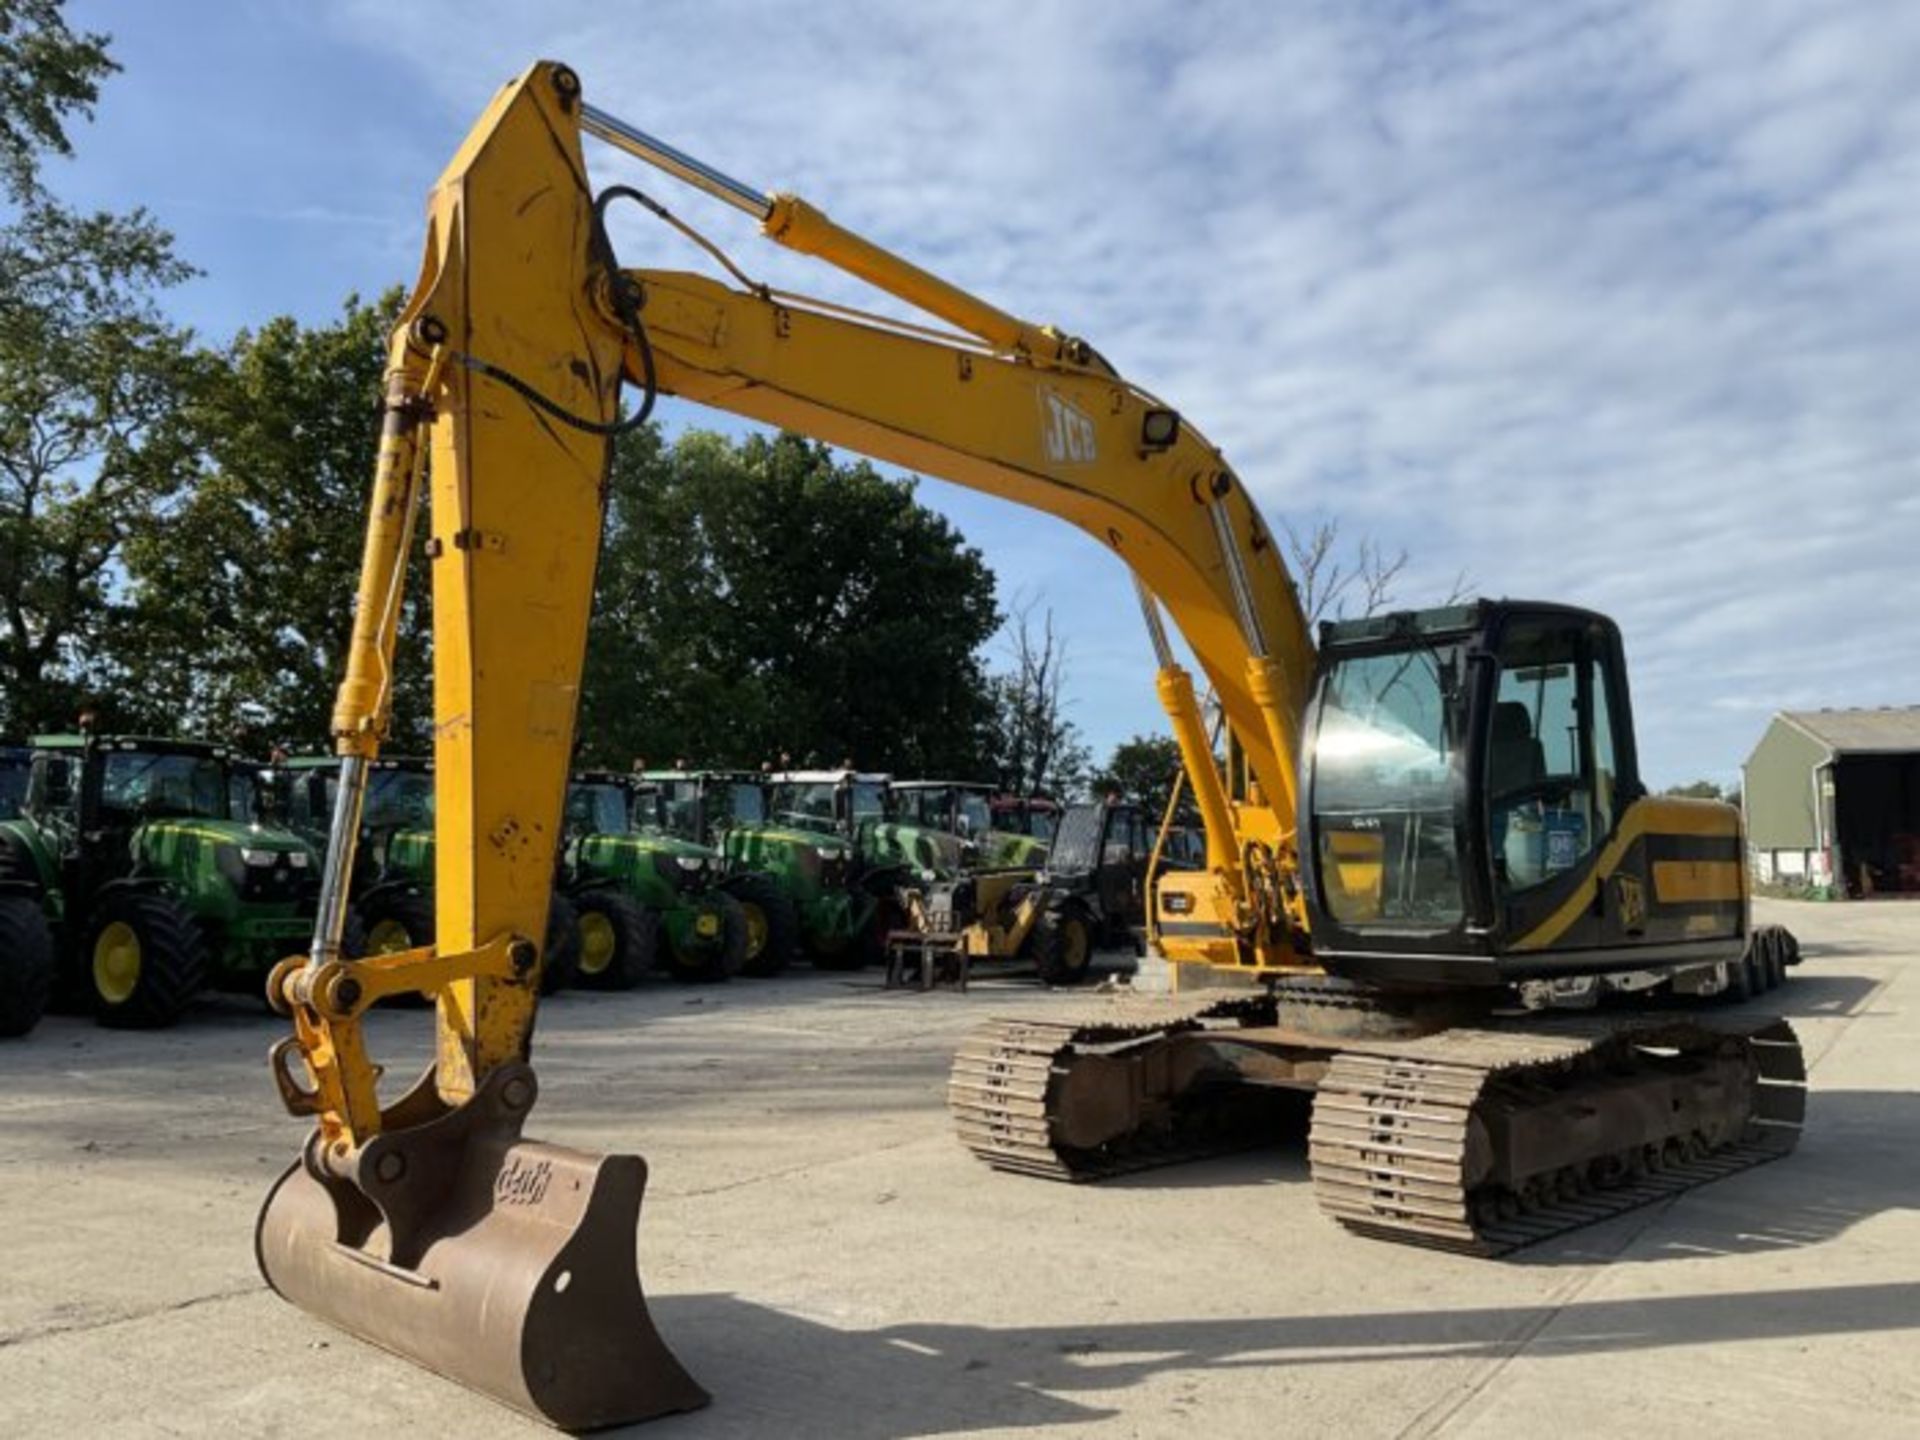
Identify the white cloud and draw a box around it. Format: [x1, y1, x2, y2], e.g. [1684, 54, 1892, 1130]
[313, 0, 1919, 784]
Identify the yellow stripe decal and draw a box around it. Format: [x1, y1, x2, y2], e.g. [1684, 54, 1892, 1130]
[1652, 859, 1744, 905]
[1510, 797, 1737, 953]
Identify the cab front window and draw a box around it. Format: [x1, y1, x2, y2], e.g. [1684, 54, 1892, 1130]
[1310, 645, 1466, 928]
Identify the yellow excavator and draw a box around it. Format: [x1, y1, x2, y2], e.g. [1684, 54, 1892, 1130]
[260, 61, 1806, 1430]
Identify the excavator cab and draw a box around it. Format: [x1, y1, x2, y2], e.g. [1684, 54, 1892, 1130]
[1301, 599, 1744, 988]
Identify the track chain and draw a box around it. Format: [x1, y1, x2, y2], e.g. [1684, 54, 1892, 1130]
[947, 993, 1273, 1181]
[1308, 1013, 1805, 1254]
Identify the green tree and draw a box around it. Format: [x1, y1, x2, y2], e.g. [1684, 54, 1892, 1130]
[1091, 733, 1185, 820]
[1663, 779, 1740, 807]
[0, 9, 201, 737]
[115, 293, 426, 752]
[0, 0, 114, 204]
[580, 428, 1001, 773]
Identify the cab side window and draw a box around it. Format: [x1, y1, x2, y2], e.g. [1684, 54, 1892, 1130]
[31, 755, 75, 816]
[1490, 623, 1595, 892]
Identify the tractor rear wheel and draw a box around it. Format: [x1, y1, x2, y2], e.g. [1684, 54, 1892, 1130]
[667, 892, 748, 983]
[0, 892, 54, 1038]
[724, 873, 798, 977]
[88, 891, 209, 1029]
[356, 888, 436, 957]
[573, 889, 657, 990]
[348, 889, 437, 1007]
[1031, 907, 1096, 987]
[541, 894, 582, 995]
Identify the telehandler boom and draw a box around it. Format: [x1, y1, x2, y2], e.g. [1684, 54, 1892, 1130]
[263, 62, 1803, 1429]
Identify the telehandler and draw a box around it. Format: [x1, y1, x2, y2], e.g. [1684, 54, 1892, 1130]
[891, 796, 1209, 988]
[260, 63, 1803, 1428]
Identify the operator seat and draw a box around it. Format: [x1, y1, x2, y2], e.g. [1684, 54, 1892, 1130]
[1488, 702, 1544, 798]
[1488, 702, 1546, 885]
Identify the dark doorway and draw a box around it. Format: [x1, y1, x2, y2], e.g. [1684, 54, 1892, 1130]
[1833, 753, 1920, 897]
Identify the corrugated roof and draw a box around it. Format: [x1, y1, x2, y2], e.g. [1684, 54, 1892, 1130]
[1780, 707, 1920, 754]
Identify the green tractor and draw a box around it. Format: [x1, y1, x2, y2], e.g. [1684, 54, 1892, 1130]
[889, 780, 1061, 872]
[629, 769, 799, 976]
[717, 769, 925, 971]
[988, 793, 1061, 868]
[561, 772, 765, 985]
[0, 743, 55, 1036]
[268, 755, 579, 993]
[270, 754, 437, 959]
[0, 734, 318, 1028]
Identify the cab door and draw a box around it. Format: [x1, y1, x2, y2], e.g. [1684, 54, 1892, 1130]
[1489, 613, 1643, 960]
[1094, 804, 1143, 925]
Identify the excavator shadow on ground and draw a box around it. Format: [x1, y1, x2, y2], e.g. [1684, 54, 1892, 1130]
[636, 1276, 1920, 1439]
[1096, 1086, 1914, 1265]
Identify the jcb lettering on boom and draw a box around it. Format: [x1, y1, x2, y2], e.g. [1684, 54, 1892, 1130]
[1039, 388, 1098, 464]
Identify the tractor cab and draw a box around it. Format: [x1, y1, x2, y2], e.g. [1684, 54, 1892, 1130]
[766, 769, 890, 841]
[990, 794, 1067, 852]
[635, 769, 770, 849]
[29, 735, 235, 857]
[270, 755, 435, 883]
[566, 772, 637, 839]
[1296, 599, 1739, 988]
[889, 780, 1002, 872]
[892, 782, 994, 841]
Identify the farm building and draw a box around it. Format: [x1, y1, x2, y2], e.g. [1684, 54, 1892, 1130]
[1743, 707, 1920, 898]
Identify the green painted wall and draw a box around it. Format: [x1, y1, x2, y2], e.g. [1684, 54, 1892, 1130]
[1743, 719, 1828, 851]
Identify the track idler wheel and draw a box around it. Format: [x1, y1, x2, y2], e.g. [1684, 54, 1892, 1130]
[256, 1062, 706, 1429]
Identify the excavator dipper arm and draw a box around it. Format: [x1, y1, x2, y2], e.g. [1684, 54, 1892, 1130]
[259, 63, 703, 1430]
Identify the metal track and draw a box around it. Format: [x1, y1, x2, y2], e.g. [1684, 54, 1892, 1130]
[947, 994, 1273, 1181]
[951, 1000, 1806, 1257]
[1308, 1014, 1806, 1255]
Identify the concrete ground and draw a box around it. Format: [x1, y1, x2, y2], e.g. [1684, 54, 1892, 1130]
[1, 897, 1915, 1439]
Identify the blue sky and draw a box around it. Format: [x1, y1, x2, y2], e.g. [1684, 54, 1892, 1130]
[55, 1, 1920, 786]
